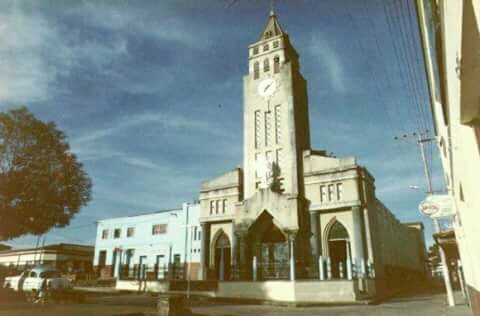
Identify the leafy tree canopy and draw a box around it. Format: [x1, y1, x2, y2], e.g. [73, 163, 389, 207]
[0, 107, 92, 240]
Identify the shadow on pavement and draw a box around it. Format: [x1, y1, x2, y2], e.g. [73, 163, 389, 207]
[386, 279, 450, 303]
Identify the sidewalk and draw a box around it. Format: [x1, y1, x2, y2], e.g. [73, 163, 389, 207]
[190, 291, 472, 316]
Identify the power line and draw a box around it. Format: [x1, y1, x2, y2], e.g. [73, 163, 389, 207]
[388, 0, 425, 133]
[381, 0, 422, 133]
[393, 131, 437, 193]
[400, 0, 433, 133]
[358, 1, 411, 136]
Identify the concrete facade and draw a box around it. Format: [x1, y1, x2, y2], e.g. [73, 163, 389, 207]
[93, 202, 201, 280]
[198, 11, 427, 300]
[416, 0, 480, 313]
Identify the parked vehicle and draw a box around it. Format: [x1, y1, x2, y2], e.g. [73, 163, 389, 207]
[3, 266, 72, 293]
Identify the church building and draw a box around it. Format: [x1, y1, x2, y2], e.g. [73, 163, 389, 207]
[199, 12, 426, 300]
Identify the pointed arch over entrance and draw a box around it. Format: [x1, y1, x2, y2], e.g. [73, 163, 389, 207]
[326, 220, 351, 278]
[249, 210, 289, 279]
[213, 230, 231, 281]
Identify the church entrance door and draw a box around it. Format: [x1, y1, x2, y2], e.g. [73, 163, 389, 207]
[259, 224, 288, 280]
[327, 221, 350, 279]
[248, 211, 289, 280]
[214, 232, 231, 281]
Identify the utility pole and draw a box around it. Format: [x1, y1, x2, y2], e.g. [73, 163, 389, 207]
[416, 133, 435, 194]
[395, 131, 455, 307]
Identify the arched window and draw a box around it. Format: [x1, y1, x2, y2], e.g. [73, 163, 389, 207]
[263, 58, 270, 72]
[328, 221, 349, 240]
[273, 56, 280, 73]
[253, 61, 259, 79]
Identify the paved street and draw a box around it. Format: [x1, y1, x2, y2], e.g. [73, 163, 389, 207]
[0, 290, 471, 316]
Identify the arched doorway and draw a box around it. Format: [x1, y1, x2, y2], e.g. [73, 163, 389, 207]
[259, 223, 288, 279]
[327, 221, 350, 278]
[214, 232, 231, 281]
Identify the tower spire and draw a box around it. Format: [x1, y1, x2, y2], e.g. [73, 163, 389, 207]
[259, 5, 284, 41]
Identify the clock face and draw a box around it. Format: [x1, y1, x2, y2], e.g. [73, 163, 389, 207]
[257, 78, 277, 97]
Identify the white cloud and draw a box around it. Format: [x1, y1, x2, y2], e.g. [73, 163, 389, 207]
[308, 32, 348, 93]
[120, 156, 164, 171]
[72, 111, 222, 146]
[0, 3, 130, 106]
[0, 10, 55, 104]
[74, 2, 213, 50]
[0, 1, 212, 107]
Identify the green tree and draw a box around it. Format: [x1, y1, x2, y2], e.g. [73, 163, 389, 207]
[0, 107, 92, 240]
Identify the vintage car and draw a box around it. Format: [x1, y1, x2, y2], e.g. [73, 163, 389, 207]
[3, 266, 72, 293]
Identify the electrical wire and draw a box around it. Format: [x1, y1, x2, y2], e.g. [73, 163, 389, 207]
[386, 0, 424, 133]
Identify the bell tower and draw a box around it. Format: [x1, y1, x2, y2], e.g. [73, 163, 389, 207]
[243, 11, 311, 199]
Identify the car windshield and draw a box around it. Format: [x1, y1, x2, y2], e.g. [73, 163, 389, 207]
[39, 270, 61, 278]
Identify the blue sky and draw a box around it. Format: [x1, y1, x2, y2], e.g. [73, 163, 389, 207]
[2, 0, 444, 248]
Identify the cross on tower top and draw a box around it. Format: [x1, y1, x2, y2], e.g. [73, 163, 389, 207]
[269, 0, 276, 15]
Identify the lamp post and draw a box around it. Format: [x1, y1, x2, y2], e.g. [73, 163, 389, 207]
[180, 222, 196, 299]
[184, 204, 190, 280]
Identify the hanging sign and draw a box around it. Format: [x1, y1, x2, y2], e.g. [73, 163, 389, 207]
[418, 194, 454, 218]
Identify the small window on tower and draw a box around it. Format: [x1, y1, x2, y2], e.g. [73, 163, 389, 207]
[254, 111, 261, 148]
[275, 105, 281, 144]
[263, 43, 269, 51]
[273, 56, 280, 73]
[265, 111, 272, 146]
[263, 58, 270, 72]
[253, 62, 259, 79]
[253, 46, 259, 55]
[273, 40, 279, 48]
[276, 149, 282, 173]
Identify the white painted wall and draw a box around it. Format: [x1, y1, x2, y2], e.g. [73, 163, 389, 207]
[417, 0, 480, 297]
[93, 203, 201, 271]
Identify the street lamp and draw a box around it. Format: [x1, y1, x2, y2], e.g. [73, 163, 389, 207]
[181, 222, 196, 300]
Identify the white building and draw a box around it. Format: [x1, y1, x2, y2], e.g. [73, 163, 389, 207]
[198, 11, 427, 303]
[416, 0, 480, 313]
[93, 202, 201, 281]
